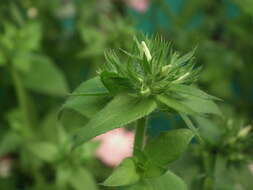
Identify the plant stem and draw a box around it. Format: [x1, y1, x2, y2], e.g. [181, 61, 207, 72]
[202, 152, 215, 190]
[9, 65, 33, 133]
[133, 117, 147, 155]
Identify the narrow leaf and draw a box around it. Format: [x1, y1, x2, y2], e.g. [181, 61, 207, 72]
[156, 94, 198, 115]
[169, 84, 221, 101]
[180, 95, 222, 117]
[72, 94, 157, 148]
[102, 158, 140, 187]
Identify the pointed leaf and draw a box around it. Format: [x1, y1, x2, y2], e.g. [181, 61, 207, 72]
[72, 94, 157, 147]
[144, 129, 194, 168]
[193, 116, 221, 145]
[180, 94, 222, 116]
[61, 77, 110, 119]
[126, 171, 187, 190]
[69, 167, 98, 190]
[103, 158, 140, 187]
[69, 76, 109, 96]
[156, 94, 197, 115]
[148, 171, 188, 190]
[169, 84, 221, 101]
[28, 142, 59, 162]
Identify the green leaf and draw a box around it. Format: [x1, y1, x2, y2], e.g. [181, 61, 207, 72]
[180, 114, 202, 141]
[72, 94, 157, 148]
[69, 168, 98, 190]
[100, 71, 133, 95]
[169, 84, 221, 101]
[28, 142, 59, 162]
[69, 76, 109, 96]
[16, 22, 41, 52]
[194, 116, 221, 145]
[148, 171, 187, 190]
[59, 109, 89, 132]
[61, 77, 110, 119]
[0, 132, 21, 156]
[126, 171, 187, 190]
[13, 52, 33, 72]
[156, 94, 197, 115]
[144, 129, 194, 168]
[124, 180, 152, 190]
[21, 55, 68, 96]
[180, 94, 222, 116]
[56, 166, 98, 190]
[103, 158, 140, 187]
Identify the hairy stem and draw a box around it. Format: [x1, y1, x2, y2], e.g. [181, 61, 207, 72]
[133, 117, 147, 155]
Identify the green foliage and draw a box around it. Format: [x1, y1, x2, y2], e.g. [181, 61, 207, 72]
[103, 129, 193, 188]
[102, 158, 140, 187]
[125, 171, 187, 190]
[62, 35, 221, 150]
[21, 55, 68, 96]
[61, 77, 110, 119]
[144, 129, 194, 168]
[72, 94, 157, 147]
[1, 0, 253, 190]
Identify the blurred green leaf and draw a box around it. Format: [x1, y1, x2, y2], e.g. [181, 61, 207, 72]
[103, 157, 140, 187]
[21, 55, 69, 96]
[16, 22, 41, 52]
[28, 142, 59, 162]
[69, 168, 98, 190]
[194, 116, 221, 145]
[0, 132, 21, 156]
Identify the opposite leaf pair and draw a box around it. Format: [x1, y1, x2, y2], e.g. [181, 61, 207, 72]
[103, 129, 194, 189]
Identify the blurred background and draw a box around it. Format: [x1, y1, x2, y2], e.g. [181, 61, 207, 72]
[0, 0, 252, 189]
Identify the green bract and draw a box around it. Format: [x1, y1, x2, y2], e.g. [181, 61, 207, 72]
[100, 36, 200, 97]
